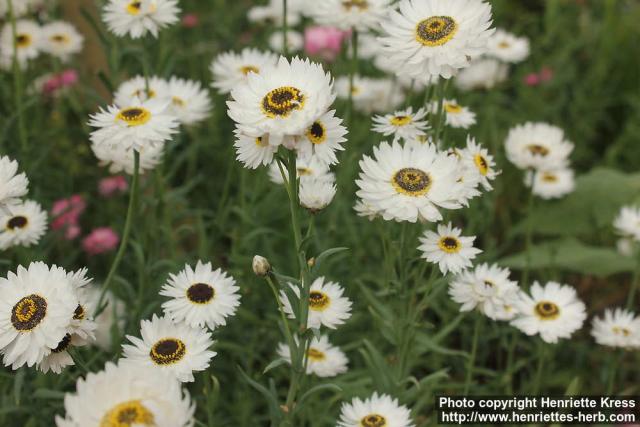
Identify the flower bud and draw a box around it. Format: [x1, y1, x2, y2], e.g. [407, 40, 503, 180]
[252, 255, 271, 277]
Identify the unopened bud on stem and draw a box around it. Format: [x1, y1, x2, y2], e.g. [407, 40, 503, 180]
[252, 255, 271, 277]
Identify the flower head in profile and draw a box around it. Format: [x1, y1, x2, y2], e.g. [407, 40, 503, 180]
[428, 99, 476, 129]
[337, 392, 414, 427]
[113, 75, 170, 106]
[300, 178, 337, 213]
[294, 110, 347, 165]
[525, 168, 575, 200]
[268, 155, 334, 185]
[505, 122, 573, 171]
[166, 76, 212, 125]
[461, 136, 499, 191]
[210, 48, 278, 95]
[379, 0, 494, 81]
[372, 107, 429, 142]
[281, 277, 352, 329]
[277, 334, 348, 377]
[591, 308, 640, 349]
[418, 222, 481, 275]
[0, 199, 47, 250]
[0, 155, 29, 212]
[510, 281, 586, 343]
[102, 0, 180, 38]
[91, 139, 165, 175]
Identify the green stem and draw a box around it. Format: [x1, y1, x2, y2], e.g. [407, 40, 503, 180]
[94, 151, 140, 316]
[346, 29, 358, 126]
[522, 171, 537, 290]
[504, 330, 519, 394]
[464, 314, 481, 395]
[605, 350, 621, 395]
[266, 274, 296, 356]
[433, 79, 449, 143]
[282, 0, 288, 56]
[532, 340, 547, 394]
[8, 0, 28, 154]
[626, 250, 640, 309]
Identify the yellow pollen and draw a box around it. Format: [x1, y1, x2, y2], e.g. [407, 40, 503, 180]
[116, 107, 151, 126]
[309, 291, 330, 311]
[100, 400, 155, 427]
[612, 326, 630, 337]
[342, 0, 368, 11]
[16, 34, 31, 48]
[416, 16, 458, 47]
[526, 144, 550, 156]
[361, 414, 387, 427]
[444, 103, 462, 114]
[172, 96, 186, 107]
[541, 172, 558, 183]
[474, 154, 489, 176]
[390, 115, 412, 126]
[261, 86, 305, 118]
[392, 168, 431, 196]
[438, 236, 461, 254]
[307, 347, 326, 361]
[126, 1, 142, 15]
[240, 65, 259, 75]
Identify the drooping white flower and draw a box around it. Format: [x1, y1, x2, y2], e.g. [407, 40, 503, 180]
[299, 178, 337, 212]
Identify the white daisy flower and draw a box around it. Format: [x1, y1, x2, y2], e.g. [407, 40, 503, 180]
[511, 281, 587, 344]
[310, 0, 392, 31]
[89, 97, 179, 152]
[210, 48, 278, 95]
[374, 54, 438, 92]
[461, 136, 499, 191]
[295, 110, 347, 165]
[616, 237, 635, 257]
[248, 0, 304, 26]
[113, 75, 170, 106]
[449, 263, 520, 321]
[102, 0, 180, 39]
[418, 223, 481, 275]
[277, 334, 348, 377]
[268, 155, 334, 185]
[227, 56, 336, 147]
[40, 21, 84, 62]
[372, 107, 429, 142]
[0, 155, 29, 212]
[55, 361, 195, 427]
[85, 286, 126, 351]
[379, 0, 494, 81]
[37, 333, 89, 374]
[613, 205, 640, 242]
[454, 58, 507, 91]
[0, 199, 47, 250]
[269, 30, 304, 53]
[160, 261, 241, 331]
[591, 308, 640, 349]
[122, 314, 216, 383]
[91, 139, 165, 175]
[281, 276, 353, 329]
[166, 76, 212, 125]
[354, 198, 380, 221]
[0, 0, 30, 18]
[336, 75, 405, 114]
[356, 141, 464, 223]
[233, 129, 278, 170]
[354, 32, 382, 60]
[505, 122, 574, 171]
[428, 99, 476, 129]
[487, 29, 530, 63]
[525, 168, 575, 200]
[338, 392, 414, 427]
[0, 20, 41, 68]
[299, 178, 337, 212]
[0, 262, 78, 369]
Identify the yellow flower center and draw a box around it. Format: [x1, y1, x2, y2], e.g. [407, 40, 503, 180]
[16, 34, 31, 48]
[474, 154, 489, 176]
[11, 294, 47, 331]
[444, 103, 462, 114]
[261, 86, 305, 118]
[116, 107, 151, 127]
[306, 121, 327, 145]
[100, 400, 155, 427]
[498, 41, 510, 49]
[240, 65, 259, 75]
[73, 304, 86, 320]
[541, 172, 558, 183]
[526, 144, 549, 156]
[126, 1, 142, 15]
[535, 301, 560, 320]
[307, 347, 326, 361]
[7, 215, 28, 230]
[392, 168, 431, 196]
[51, 34, 70, 44]
[255, 136, 269, 147]
[612, 326, 630, 337]
[390, 115, 412, 126]
[172, 96, 186, 107]
[361, 414, 387, 427]
[149, 338, 186, 365]
[342, 0, 368, 11]
[297, 167, 312, 176]
[438, 236, 461, 254]
[416, 16, 458, 47]
[309, 291, 330, 311]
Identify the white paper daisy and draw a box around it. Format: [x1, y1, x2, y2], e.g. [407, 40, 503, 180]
[91, 138, 165, 175]
[336, 75, 405, 114]
[449, 263, 520, 321]
[166, 76, 212, 125]
[295, 110, 347, 165]
[40, 21, 84, 62]
[505, 122, 574, 171]
[310, 0, 392, 31]
[511, 281, 587, 344]
[372, 107, 430, 142]
[487, 29, 530, 63]
[248, 0, 304, 26]
[102, 0, 180, 39]
[268, 155, 334, 185]
[418, 222, 481, 275]
[0, 262, 79, 369]
[461, 136, 499, 191]
[233, 129, 279, 170]
[277, 334, 348, 377]
[356, 141, 464, 223]
[0, 199, 47, 249]
[0, 19, 41, 68]
[525, 168, 575, 200]
[281, 277, 353, 329]
[354, 199, 380, 221]
[160, 261, 241, 330]
[429, 99, 476, 129]
[268, 30, 304, 54]
[122, 314, 216, 382]
[210, 48, 278, 95]
[300, 178, 337, 213]
[89, 97, 179, 152]
[55, 361, 194, 427]
[85, 285, 126, 351]
[614, 206, 640, 242]
[337, 392, 414, 427]
[454, 58, 507, 91]
[113, 75, 170, 106]
[0, 0, 30, 18]
[0, 155, 29, 212]
[227, 56, 336, 147]
[591, 308, 640, 349]
[379, 0, 494, 81]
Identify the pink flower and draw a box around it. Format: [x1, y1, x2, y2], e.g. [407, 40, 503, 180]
[82, 227, 119, 255]
[539, 66, 554, 82]
[524, 73, 540, 86]
[304, 26, 348, 62]
[51, 195, 86, 240]
[99, 175, 128, 197]
[43, 75, 62, 95]
[182, 13, 199, 28]
[60, 69, 79, 87]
